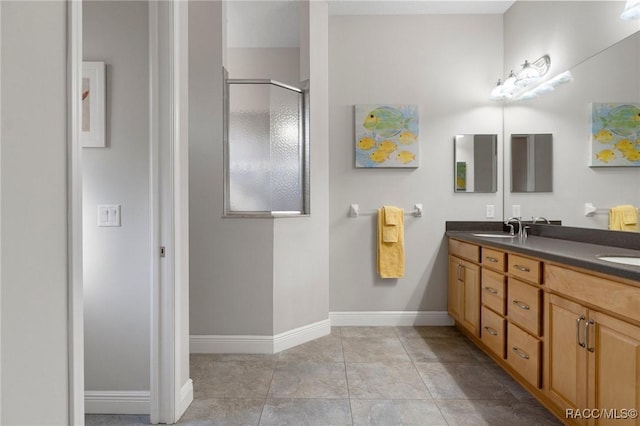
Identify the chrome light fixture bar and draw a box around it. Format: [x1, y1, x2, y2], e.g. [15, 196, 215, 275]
[489, 54, 567, 102]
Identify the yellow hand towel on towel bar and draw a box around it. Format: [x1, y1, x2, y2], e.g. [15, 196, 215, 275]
[377, 206, 405, 278]
[609, 205, 639, 231]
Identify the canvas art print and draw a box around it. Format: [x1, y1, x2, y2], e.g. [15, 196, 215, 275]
[355, 104, 419, 168]
[591, 103, 640, 167]
[82, 61, 106, 147]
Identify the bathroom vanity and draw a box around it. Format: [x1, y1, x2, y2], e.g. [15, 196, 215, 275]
[446, 223, 640, 425]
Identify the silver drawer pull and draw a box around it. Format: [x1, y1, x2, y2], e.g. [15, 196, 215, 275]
[512, 300, 530, 310]
[483, 326, 498, 336]
[512, 346, 530, 360]
[484, 286, 498, 295]
[513, 264, 530, 272]
[485, 256, 499, 263]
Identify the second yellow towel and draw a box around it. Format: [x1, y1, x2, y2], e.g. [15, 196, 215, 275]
[377, 206, 405, 278]
[609, 205, 639, 231]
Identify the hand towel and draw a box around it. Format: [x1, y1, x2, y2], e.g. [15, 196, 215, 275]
[377, 206, 405, 278]
[382, 206, 403, 242]
[609, 205, 639, 231]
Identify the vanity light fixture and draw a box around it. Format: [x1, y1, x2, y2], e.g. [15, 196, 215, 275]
[489, 55, 569, 102]
[621, 0, 640, 20]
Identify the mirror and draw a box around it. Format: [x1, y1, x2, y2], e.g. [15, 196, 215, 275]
[453, 134, 498, 193]
[503, 30, 640, 230]
[511, 134, 553, 192]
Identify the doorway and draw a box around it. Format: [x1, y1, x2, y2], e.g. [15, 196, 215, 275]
[68, 1, 191, 424]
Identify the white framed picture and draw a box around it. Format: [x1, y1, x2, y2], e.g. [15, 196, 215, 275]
[82, 61, 106, 147]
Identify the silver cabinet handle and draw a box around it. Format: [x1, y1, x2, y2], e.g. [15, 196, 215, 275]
[585, 319, 595, 352]
[484, 286, 498, 295]
[485, 256, 499, 263]
[484, 326, 498, 336]
[512, 346, 530, 360]
[457, 263, 463, 281]
[576, 315, 586, 348]
[513, 264, 530, 272]
[512, 300, 530, 310]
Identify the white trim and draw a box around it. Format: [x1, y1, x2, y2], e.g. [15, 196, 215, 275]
[84, 391, 150, 415]
[190, 335, 273, 354]
[273, 318, 331, 353]
[329, 311, 454, 327]
[178, 379, 193, 417]
[67, 1, 85, 424]
[148, 2, 162, 423]
[190, 319, 331, 354]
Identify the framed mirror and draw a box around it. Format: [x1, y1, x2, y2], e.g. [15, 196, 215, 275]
[454, 134, 498, 193]
[510, 133, 553, 192]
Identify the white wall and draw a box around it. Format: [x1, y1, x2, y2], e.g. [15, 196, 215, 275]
[273, 0, 330, 335]
[227, 47, 300, 86]
[328, 14, 503, 313]
[82, 1, 151, 395]
[0, 1, 69, 424]
[189, 1, 275, 337]
[503, 1, 640, 227]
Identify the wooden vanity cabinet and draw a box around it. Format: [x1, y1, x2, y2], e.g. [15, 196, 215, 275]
[545, 265, 640, 425]
[448, 240, 480, 336]
[448, 237, 640, 425]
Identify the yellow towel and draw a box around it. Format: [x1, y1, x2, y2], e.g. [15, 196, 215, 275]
[377, 206, 405, 278]
[609, 205, 639, 231]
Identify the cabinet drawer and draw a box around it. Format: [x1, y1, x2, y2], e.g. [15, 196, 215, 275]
[507, 278, 541, 336]
[482, 247, 506, 272]
[481, 269, 506, 315]
[481, 305, 505, 358]
[507, 323, 541, 388]
[546, 264, 640, 324]
[508, 254, 541, 284]
[449, 239, 479, 263]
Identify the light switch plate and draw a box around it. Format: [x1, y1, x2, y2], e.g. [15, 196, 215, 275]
[98, 204, 121, 227]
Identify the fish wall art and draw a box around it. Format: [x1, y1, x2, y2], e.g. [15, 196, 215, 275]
[354, 104, 419, 168]
[591, 103, 640, 167]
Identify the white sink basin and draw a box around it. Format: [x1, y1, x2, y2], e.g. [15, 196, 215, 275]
[471, 233, 515, 238]
[597, 255, 640, 267]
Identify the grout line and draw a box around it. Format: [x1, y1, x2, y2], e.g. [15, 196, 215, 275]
[337, 326, 355, 426]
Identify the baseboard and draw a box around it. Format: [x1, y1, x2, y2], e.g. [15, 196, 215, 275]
[177, 379, 193, 420]
[190, 318, 331, 354]
[273, 318, 331, 353]
[84, 390, 150, 415]
[329, 311, 454, 326]
[190, 334, 273, 354]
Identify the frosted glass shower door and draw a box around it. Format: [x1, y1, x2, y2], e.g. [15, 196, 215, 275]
[227, 80, 305, 215]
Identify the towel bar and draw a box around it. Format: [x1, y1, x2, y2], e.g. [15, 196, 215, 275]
[584, 203, 639, 217]
[349, 203, 423, 218]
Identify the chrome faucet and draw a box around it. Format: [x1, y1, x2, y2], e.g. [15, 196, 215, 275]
[505, 217, 522, 238]
[532, 216, 550, 224]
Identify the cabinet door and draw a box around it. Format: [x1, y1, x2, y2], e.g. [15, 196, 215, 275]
[448, 256, 463, 322]
[589, 311, 640, 425]
[544, 293, 589, 424]
[460, 260, 480, 337]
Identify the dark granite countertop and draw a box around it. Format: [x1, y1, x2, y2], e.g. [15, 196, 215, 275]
[446, 230, 640, 284]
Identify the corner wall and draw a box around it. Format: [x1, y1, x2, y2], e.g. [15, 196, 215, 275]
[328, 14, 504, 316]
[1, 1, 69, 423]
[189, 1, 275, 338]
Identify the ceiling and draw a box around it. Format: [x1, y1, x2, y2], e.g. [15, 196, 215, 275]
[226, 0, 516, 48]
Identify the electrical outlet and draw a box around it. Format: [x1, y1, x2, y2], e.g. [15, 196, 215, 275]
[512, 204, 521, 218]
[486, 204, 495, 218]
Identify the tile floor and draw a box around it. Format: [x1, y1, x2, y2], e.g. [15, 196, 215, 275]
[86, 326, 562, 425]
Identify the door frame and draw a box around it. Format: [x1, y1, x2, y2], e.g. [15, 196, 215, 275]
[67, 1, 189, 424]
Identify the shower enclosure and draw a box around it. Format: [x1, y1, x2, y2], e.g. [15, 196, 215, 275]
[224, 76, 309, 216]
